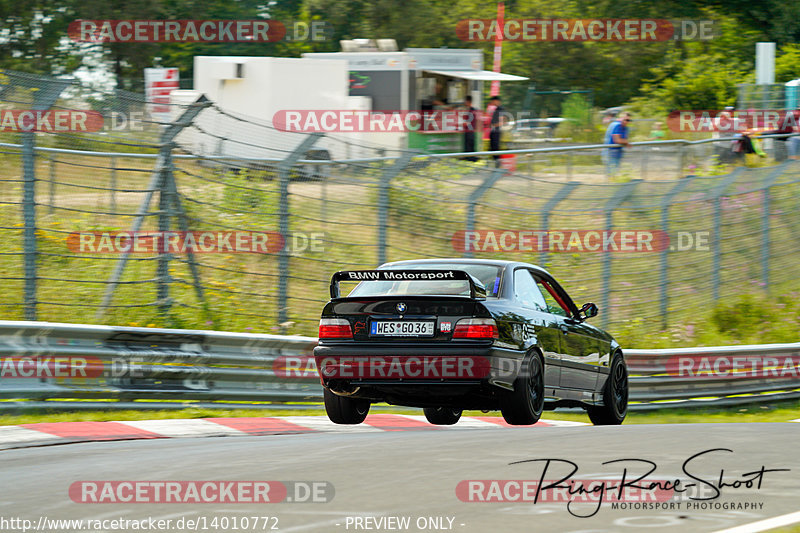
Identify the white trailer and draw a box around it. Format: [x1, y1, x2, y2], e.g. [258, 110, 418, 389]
[175, 56, 372, 162]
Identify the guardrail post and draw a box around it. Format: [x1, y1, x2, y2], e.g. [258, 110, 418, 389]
[539, 181, 580, 266]
[601, 180, 641, 329]
[19, 75, 71, 320]
[708, 168, 744, 302]
[377, 151, 416, 265]
[97, 96, 212, 319]
[277, 133, 322, 327]
[463, 167, 507, 258]
[659, 177, 694, 329]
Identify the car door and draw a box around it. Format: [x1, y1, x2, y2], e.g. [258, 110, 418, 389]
[511, 268, 561, 389]
[534, 276, 605, 390]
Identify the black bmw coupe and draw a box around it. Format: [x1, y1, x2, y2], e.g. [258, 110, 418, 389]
[313, 258, 628, 426]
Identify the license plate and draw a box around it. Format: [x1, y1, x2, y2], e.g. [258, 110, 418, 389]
[370, 321, 434, 337]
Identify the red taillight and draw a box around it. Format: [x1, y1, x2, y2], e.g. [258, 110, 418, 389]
[319, 318, 353, 339]
[452, 318, 499, 339]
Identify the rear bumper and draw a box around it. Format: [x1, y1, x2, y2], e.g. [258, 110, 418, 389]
[314, 342, 500, 358]
[313, 342, 523, 406]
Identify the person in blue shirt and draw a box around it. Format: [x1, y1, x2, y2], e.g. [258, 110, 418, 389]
[603, 112, 631, 177]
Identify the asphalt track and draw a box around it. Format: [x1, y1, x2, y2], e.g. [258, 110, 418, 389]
[0, 422, 798, 533]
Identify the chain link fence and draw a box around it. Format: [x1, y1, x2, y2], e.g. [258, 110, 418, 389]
[2, 69, 800, 339]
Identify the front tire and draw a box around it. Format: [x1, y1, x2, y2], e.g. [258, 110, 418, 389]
[587, 355, 628, 425]
[423, 407, 462, 425]
[501, 352, 544, 425]
[323, 388, 370, 424]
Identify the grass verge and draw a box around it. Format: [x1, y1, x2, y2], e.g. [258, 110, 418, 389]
[1, 399, 798, 426]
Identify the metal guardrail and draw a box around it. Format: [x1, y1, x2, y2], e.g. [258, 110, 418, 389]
[626, 344, 800, 410]
[1, 320, 798, 412]
[0, 320, 320, 412]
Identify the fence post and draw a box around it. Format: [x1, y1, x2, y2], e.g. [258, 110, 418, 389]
[566, 151, 573, 182]
[759, 162, 790, 293]
[48, 156, 56, 215]
[110, 155, 117, 213]
[97, 96, 211, 319]
[21, 131, 37, 320]
[19, 75, 71, 320]
[277, 133, 322, 327]
[463, 167, 507, 259]
[321, 168, 328, 229]
[156, 164, 173, 319]
[539, 181, 580, 267]
[708, 168, 744, 302]
[601, 180, 641, 329]
[165, 164, 213, 325]
[377, 151, 416, 265]
[567, 152, 574, 183]
[762, 188, 772, 295]
[659, 177, 694, 329]
[641, 145, 648, 181]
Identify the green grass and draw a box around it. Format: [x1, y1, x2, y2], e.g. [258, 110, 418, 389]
[610, 400, 800, 424]
[2, 399, 798, 426]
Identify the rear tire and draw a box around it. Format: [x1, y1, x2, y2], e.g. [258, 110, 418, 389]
[323, 388, 370, 424]
[423, 407, 462, 425]
[501, 352, 544, 425]
[587, 355, 628, 425]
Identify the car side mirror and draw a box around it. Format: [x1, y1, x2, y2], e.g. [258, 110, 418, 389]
[579, 302, 598, 320]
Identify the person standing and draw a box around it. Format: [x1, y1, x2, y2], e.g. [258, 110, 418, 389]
[649, 121, 665, 140]
[483, 98, 497, 143]
[489, 95, 506, 166]
[603, 111, 631, 176]
[713, 108, 734, 163]
[462, 95, 479, 161]
[788, 110, 800, 160]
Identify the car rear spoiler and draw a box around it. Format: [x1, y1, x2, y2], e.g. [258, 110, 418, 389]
[329, 269, 487, 300]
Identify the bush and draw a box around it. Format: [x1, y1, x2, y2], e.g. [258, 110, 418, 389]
[711, 292, 800, 344]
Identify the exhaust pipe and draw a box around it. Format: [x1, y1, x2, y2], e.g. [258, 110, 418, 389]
[328, 379, 360, 396]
